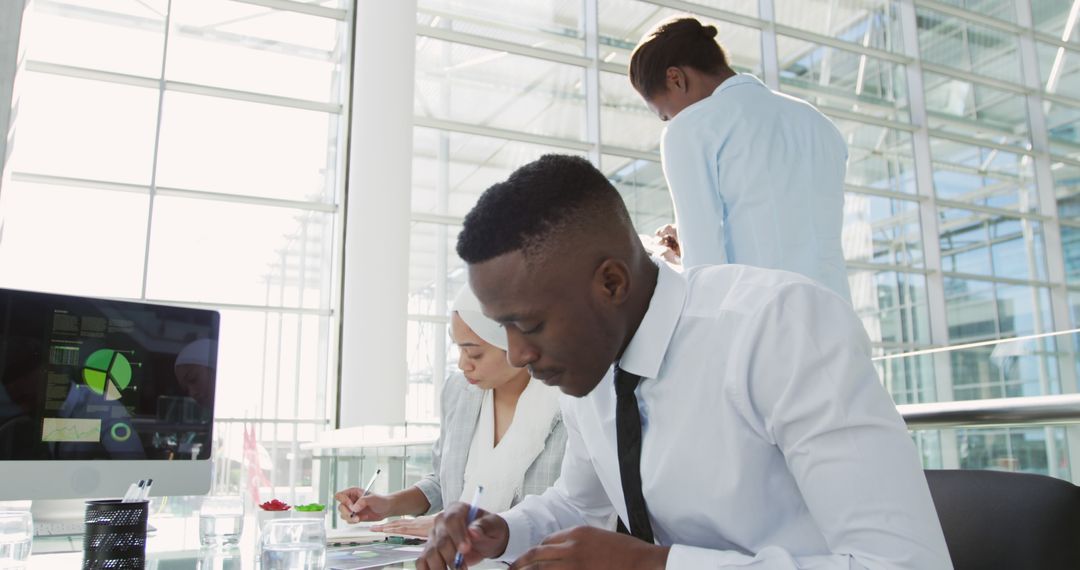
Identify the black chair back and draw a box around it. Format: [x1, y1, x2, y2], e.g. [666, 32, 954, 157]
[925, 469, 1080, 570]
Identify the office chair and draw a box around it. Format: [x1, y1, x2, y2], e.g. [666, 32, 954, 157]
[924, 469, 1080, 570]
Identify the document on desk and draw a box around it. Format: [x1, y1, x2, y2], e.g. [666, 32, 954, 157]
[326, 543, 421, 569]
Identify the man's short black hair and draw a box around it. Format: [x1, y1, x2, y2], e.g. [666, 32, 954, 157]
[456, 154, 631, 265]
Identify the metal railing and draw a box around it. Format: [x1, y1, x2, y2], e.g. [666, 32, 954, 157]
[899, 394, 1080, 430]
[881, 327, 1080, 431]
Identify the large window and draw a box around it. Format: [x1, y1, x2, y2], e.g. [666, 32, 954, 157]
[0, 0, 351, 501]
[405, 0, 1080, 483]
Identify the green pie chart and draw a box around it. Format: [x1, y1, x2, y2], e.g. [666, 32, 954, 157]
[83, 349, 133, 401]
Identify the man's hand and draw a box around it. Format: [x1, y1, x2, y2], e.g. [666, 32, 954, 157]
[416, 502, 509, 570]
[654, 224, 681, 264]
[509, 526, 670, 570]
[333, 488, 392, 524]
[372, 515, 434, 538]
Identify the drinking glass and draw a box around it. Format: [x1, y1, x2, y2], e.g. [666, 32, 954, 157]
[259, 517, 325, 570]
[198, 496, 244, 548]
[0, 512, 32, 567]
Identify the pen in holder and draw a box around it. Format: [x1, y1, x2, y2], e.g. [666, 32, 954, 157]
[82, 499, 149, 570]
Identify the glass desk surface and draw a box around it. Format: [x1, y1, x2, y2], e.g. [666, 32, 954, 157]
[27, 512, 507, 569]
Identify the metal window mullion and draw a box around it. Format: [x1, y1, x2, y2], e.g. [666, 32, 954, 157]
[817, 106, 917, 132]
[844, 182, 927, 202]
[1034, 27, 1080, 50]
[140, 0, 172, 301]
[271, 249, 287, 491]
[758, 0, 780, 90]
[899, 0, 960, 468]
[322, 2, 353, 435]
[416, 26, 591, 68]
[648, 0, 764, 31]
[1048, 152, 1080, 168]
[921, 62, 1028, 95]
[584, 0, 601, 164]
[939, 270, 1054, 289]
[0, 0, 24, 180]
[773, 24, 911, 65]
[915, 0, 1023, 35]
[901, 1, 949, 346]
[598, 144, 660, 162]
[934, 197, 1051, 222]
[165, 80, 341, 114]
[926, 128, 1036, 156]
[232, 0, 347, 21]
[287, 217, 311, 501]
[433, 28, 452, 407]
[10, 171, 338, 212]
[411, 211, 464, 226]
[23, 60, 342, 114]
[413, 115, 593, 152]
[153, 185, 338, 212]
[1017, 1, 1080, 445]
[147, 298, 331, 316]
[845, 259, 932, 274]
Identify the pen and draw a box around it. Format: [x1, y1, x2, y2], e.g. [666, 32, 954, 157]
[361, 469, 381, 497]
[350, 469, 382, 519]
[454, 485, 483, 569]
[139, 479, 153, 501]
[121, 482, 137, 503]
[123, 480, 145, 503]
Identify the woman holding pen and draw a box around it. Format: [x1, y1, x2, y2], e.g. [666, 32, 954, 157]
[333, 286, 567, 537]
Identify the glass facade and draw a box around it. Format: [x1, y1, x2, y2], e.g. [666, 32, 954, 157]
[406, 0, 1080, 482]
[0, 0, 350, 501]
[2, 0, 1079, 493]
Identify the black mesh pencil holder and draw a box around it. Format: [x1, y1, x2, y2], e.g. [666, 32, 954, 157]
[82, 499, 149, 570]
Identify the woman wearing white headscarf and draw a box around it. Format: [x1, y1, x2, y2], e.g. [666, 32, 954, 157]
[333, 286, 567, 537]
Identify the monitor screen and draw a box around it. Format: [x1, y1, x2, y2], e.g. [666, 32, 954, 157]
[0, 288, 219, 463]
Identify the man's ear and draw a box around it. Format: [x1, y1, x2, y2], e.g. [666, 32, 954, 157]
[665, 66, 687, 92]
[594, 258, 631, 306]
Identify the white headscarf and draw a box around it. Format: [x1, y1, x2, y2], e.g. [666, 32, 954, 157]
[452, 285, 507, 350]
[175, 338, 216, 369]
[451, 284, 561, 512]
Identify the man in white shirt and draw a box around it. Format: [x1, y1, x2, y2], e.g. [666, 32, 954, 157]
[415, 155, 951, 570]
[631, 17, 851, 301]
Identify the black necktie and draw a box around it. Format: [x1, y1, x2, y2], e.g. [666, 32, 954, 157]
[614, 365, 654, 544]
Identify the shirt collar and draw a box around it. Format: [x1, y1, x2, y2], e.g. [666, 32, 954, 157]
[667, 74, 765, 127]
[617, 260, 687, 381]
[711, 72, 765, 97]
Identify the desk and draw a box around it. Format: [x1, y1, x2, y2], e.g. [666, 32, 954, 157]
[28, 512, 506, 569]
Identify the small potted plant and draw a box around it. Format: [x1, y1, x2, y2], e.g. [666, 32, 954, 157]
[256, 499, 292, 531]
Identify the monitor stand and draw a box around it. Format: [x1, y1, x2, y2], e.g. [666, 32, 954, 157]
[30, 498, 85, 523]
[30, 498, 157, 528]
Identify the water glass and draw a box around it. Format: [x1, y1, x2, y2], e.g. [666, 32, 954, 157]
[0, 512, 32, 568]
[198, 496, 244, 548]
[259, 518, 325, 570]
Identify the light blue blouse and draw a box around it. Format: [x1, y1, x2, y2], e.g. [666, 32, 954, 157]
[660, 73, 852, 301]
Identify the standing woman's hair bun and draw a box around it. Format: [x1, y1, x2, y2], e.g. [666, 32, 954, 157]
[629, 16, 730, 97]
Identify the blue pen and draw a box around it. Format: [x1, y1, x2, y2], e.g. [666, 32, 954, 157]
[454, 485, 484, 569]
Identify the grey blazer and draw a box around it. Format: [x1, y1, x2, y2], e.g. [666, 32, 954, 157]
[414, 373, 568, 514]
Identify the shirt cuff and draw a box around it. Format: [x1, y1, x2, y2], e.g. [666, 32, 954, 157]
[498, 508, 537, 563]
[412, 479, 442, 516]
[665, 544, 749, 569]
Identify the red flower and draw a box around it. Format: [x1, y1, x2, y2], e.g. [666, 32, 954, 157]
[259, 499, 291, 511]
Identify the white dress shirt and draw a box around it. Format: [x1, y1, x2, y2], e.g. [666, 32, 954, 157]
[660, 73, 851, 301]
[499, 261, 952, 569]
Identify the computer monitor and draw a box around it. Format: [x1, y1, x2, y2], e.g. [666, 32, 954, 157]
[0, 288, 220, 503]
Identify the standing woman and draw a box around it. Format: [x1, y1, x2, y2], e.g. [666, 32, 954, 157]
[631, 17, 851, 301]
[333, 286, 566, 537]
